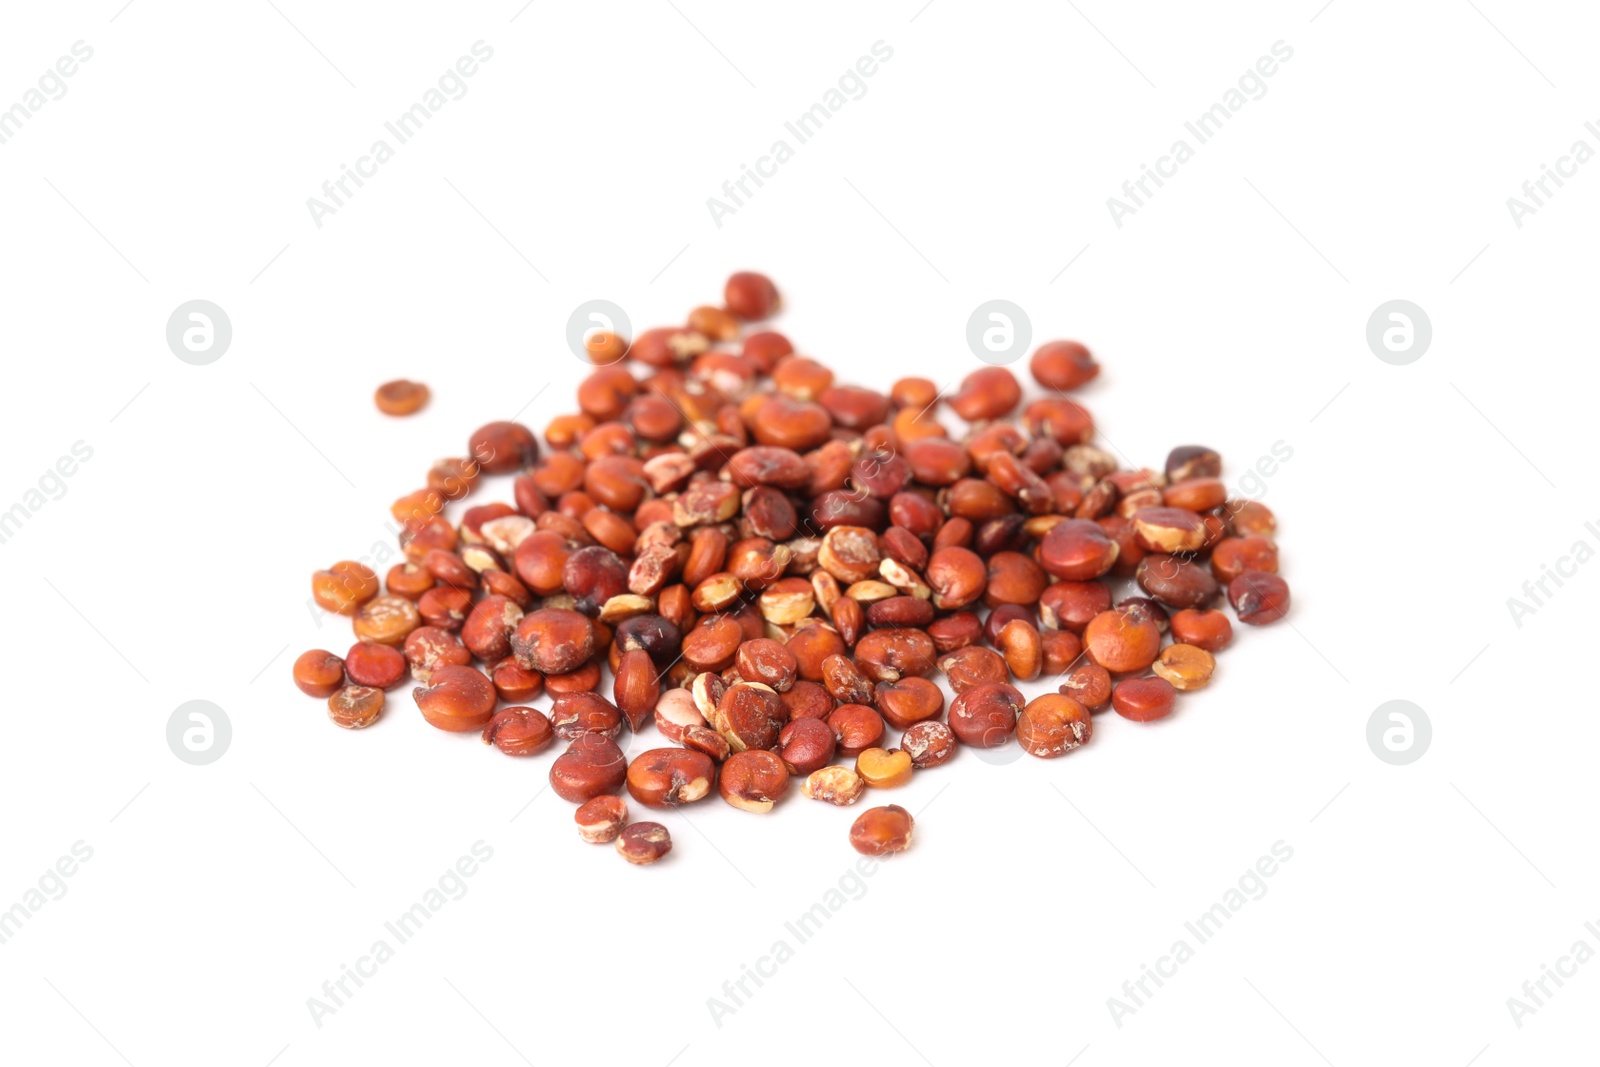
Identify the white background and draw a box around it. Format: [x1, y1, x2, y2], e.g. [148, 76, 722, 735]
[0, 1, 1594, 1064]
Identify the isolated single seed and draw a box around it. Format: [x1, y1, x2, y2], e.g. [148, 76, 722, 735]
[461, 595, 523, 662]
[374, 379, 430, 416]
[849, 804, 914, 856]
[818, 525, 882, 584]
[925, 546, 987, 610]
[927, 611, 984, 653]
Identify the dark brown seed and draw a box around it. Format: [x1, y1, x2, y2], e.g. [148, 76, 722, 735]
[1136, 555, 1221, 610]
[1229, 570, 1291, 624]
[1165, 445, 1221, 483]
